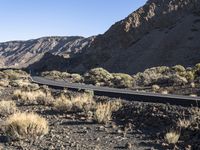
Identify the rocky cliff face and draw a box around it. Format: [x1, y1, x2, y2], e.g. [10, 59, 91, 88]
[65, 0, 200, 74]
[0, 36, 94, 68]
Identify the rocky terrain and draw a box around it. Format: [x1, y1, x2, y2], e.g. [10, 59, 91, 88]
[0, 70, 199, 150]
[0, 36, 94, 68]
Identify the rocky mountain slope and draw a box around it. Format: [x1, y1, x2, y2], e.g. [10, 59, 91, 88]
[2, 0, 200, 74]
[0, 36, 94, 68]
[62, 0, 200, 74]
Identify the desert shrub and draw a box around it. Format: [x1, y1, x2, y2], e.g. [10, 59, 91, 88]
[152, 85, 160, 91]
[9, 79, 31, 88]
[172, 65, 186, 72]
[160, 90, 169, 95]
[13, 89, 53, 105]
[71, 92, 95, 112]
[0, 100, 17, 117]
[53, 94, 73, 111]
[189, 107, 200, 125]
[0, 71, 8, 79]
[41, 71, 62, 79]
[42, 71, 83, 83]
[70, 74, 83, 82]
[184, 71, 195, 82]
[133, 66, 190, 86]
[193, 63, 200, 78]
[165, 131, 180, 144]
[54, 91, 95, 113]
[177, 118, 191, 129]
[112, 73, 135, 88]
[3, 69, 29, 80]
[95, 102, 112, 124]
[0, 79, 9, 87]
[94, 100, 123, 124]
[60, 72, 70, 78]
[133, 66, 171, 86]
[84, 68, 114, 86]
[171, 74, 188, 85]
[10, 79, 40, 90]
[3, 112, 48, 140]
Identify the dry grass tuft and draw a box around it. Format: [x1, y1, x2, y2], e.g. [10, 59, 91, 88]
[95, 102, 112, 124]
[3, 112, 49, 140]
[95, 100, 123, 124]
[10, 79, 40, 90]
[0, 100, 17, 116]
[72, 92, 95, 112]
[177, 118, 191, 129]
[53, 94, 73, 111]
[161, 90, 169, 95]
[152, 84, 160, 92]
[13, 89, 53, 105]
[53, 92, 95, 112]
[165, 131, 180, 144]
[0, 80, 9, 87]
[189, 94, 197, 97]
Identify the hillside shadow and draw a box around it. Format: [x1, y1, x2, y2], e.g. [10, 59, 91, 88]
[26, 52, 70, 74]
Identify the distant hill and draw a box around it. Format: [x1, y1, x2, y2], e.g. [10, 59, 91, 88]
[0, 36, 94, 68]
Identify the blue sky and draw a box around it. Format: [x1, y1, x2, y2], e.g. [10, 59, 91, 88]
[0, 0, 147, 42]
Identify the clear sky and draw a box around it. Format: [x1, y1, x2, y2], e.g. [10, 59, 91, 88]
[0, 0, 147, 42]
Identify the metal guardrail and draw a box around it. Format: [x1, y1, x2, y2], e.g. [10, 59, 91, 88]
[31, 76, 200, 107]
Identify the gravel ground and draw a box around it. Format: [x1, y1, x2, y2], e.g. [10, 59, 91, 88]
[0, 87, 199, 150]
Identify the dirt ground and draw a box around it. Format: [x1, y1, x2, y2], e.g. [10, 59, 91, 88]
[0, 87, 199, 150]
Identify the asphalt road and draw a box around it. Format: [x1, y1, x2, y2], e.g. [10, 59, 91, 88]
[31, 76, 200, 107]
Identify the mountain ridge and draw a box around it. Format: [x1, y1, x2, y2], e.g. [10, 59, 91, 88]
[0, 36, 94, 68]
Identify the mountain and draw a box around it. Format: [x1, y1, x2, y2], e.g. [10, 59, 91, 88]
[62, 0, 200, 74]
[2, 0, 200, 74]
[0, 36, 94, 68]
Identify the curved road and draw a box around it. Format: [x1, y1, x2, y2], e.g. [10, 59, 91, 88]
[31, 76, 200, 107]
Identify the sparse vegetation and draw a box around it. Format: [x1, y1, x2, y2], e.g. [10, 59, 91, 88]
[95, 102, 113, 124]
[0, 79, 9, 87]
[2, 69, 29, 80]
[177, 118, 191, 129]
[112, 73, 135, 88]
[165, 131, 180, 144]
[95, 100, 123, 124]
[53, 94, 73, 111]
[13, 88, 53, 105]
[3, 112, 49, 140]
[41, 71, 83, 83]
[0, 100, 17, 117]
[0, 68, 199, 149]
[39, 63, 200, 96]
[84, 68, 114, 86]
[54, 91, 95, 113]
[152, 84, 160, 92]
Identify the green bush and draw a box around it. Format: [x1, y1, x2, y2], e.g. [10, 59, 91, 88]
[70, 74, 83, 83]
[193, 63, 200, 78]
[84, 68, 113, 86]
[172, 65, 186, 72]
[112, 73, 135, 88]
[3, 70, 29, 80]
